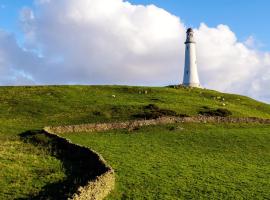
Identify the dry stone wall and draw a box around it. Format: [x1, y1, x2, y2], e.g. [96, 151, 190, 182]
[43, 128, 115, 200]
[45, 116, 270, 134]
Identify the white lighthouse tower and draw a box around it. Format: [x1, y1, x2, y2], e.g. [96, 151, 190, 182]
[182, 28, 201, 87]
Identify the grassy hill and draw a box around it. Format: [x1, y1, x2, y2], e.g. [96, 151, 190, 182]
[0, 85, 270, 199]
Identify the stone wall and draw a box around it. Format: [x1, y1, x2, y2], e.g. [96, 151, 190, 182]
[45, 116, 270, 134]
[43, 128, 115, 200]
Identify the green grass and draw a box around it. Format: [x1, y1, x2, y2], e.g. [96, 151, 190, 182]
[0, 85, 269, 199]
[60, 123, 270, 199]
[0, 136, 66, 199]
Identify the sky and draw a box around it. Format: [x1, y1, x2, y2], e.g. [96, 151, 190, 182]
[0, 0, 270, 103]
[1, 0, 270, 50]
[129, 0, 270, 51]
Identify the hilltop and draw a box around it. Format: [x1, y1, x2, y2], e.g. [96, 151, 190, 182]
[0, 85, 269, 199]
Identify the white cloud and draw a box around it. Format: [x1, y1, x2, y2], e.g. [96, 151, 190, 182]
[0, 0, 269, 102]
[26, 0, 185, 85]
[194, 24, 270, 102]
[244, 35, 265, 51]
[244, 36, 256, 48]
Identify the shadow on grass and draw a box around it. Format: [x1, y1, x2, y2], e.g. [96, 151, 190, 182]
[18, 130, 108, 200]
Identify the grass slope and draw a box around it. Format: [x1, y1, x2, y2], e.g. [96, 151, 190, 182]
[0, 85, 269, 199]
[0, 136, 65, 199]
[61, 123, 270, 199]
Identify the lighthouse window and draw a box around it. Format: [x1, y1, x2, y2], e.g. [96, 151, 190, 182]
[186, 71, 189, 75]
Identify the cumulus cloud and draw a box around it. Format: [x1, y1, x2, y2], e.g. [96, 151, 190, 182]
[195, 24, 270, 102]
[0, 0, 269, 102]
[22, 0, 185, 85]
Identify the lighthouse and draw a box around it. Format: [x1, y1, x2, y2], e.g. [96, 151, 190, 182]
[182, 28, 201, 87]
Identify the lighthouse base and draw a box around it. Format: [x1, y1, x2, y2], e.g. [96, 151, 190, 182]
[182, 83, 202, 88]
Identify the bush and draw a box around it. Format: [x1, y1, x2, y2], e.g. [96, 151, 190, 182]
[199, 107, 232, 117]
[133, 104, 180, 119]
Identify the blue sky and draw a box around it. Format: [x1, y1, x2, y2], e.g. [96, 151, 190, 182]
[0, 0, 33, 44]
[1, 0, 270, 50]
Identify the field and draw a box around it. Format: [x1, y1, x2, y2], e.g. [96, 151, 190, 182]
[60, 123, 270, 199]
[0, 85, 270, 199]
